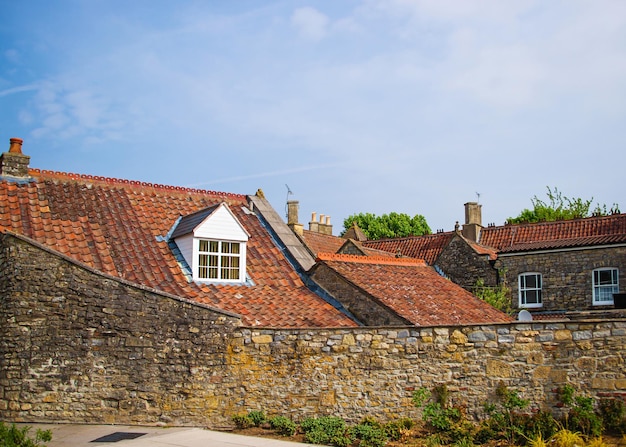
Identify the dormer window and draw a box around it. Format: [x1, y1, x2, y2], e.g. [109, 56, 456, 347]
[170, 203, 249, 284]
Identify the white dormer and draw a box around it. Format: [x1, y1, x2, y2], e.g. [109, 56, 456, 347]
[170, 203, 250, 283]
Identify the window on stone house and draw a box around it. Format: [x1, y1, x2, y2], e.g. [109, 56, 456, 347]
[198, 239, 242, 281]
[592, 268, 619, 305]
[519, 273, 542, 308]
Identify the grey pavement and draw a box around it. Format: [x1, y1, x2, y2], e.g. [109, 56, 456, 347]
[13, 423, 314, 447]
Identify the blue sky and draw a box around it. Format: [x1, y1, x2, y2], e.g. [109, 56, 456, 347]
[1, 1, 625, 233]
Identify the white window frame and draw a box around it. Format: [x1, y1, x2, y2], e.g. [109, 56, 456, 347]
[194, 238, 246, 283]
[518, 272, 543, 308]
[592, 268, 619, 305]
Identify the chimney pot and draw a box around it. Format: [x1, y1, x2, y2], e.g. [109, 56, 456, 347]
[325, 216, 331, 225]
[9, 138, 23, 154]
[319, 214, 325, 223]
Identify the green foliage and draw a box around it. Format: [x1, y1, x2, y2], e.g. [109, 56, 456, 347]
[353, 418, 388, 447]
[247, 410, 266, 427]
[481, 384, 530, 444]
[342, 212, 431, 240]
[0, 423, 52, 447]
[300, 416, 354, 447]
[383, 418, 414, 441]
[558, 384, 603, 437]
[598, 398, 626, 433]
[413, 385, 463, 432]
[231, 413, 253, 429]
[473, 277, 513, 315]
[268, 416, 297, 437]
[507, 187, 620, 224]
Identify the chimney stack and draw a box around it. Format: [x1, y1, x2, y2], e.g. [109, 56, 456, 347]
[286, 200, 304, 236]
[462, 202, 482, 242]
[308, 211, 333, 235]
[1, 138, 30, 178]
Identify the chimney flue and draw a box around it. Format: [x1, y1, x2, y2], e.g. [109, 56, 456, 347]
[9, 138, 23, 154]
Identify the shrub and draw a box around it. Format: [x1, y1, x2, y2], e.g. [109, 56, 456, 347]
[550, 428, 584, 447]
[383, 417, 414, 441]
[300, 416, 354, 447]
[598, 398, 626, 433]
[269, 416, 297, 437]
[0, 423, 52, 447]
[247, 410, 266, 427]
[353, 422, 388, 447]
[557, 385, 603, 437]
[231, 413, 252, 429]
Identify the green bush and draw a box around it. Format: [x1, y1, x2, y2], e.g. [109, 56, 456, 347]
[353, 422, 388, 447]
[268, 416, 297, 437]
[300, 416, 354, 447]
[0, 423, 52, 447]
[231, 413, 252, 429]
[247, 410, 266, 427]
[383, 417, 414, 441]
[598, 398, 626, 433]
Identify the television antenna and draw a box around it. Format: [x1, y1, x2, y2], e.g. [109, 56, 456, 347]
[476, 191, 481, 203]
[285, 184, 293, 219]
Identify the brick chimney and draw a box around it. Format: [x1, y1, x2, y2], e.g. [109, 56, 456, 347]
[462, 202, 482, 242]
[287, 200, 304, 236]
[0, 138, 30, 178]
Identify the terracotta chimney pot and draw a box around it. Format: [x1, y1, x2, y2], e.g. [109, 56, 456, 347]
[9, 138, 23, 154]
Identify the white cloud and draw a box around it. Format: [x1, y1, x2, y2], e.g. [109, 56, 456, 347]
[291, 7, 330, 41]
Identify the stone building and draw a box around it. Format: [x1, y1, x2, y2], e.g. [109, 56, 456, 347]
[300, 200, 626, 317]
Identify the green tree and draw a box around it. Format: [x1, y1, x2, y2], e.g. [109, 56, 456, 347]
[342, 212, 431, 240]
[507, 187, 620, 224]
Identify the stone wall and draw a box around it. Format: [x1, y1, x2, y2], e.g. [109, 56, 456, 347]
[495, 246, 626, 312]
[2, 233, 626, 428]
[435, 234, 497, 290]
[0, 233, 242, 426]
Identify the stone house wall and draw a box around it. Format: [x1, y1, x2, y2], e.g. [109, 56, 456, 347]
[2, 233, 626, 428]
[494, 246, 626, 312]
[435, 235, 497, 290]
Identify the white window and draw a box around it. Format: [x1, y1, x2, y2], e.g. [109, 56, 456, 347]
[198, 239, 242, 281]
[519, 273, 542, 308]
[593, 268, 619, 305]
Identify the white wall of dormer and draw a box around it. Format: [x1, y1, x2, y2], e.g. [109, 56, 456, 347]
[194, 204, 249, 241]
[175, 233, 194, 269]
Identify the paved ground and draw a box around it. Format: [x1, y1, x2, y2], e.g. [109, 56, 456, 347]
[12, 423, 313, 447]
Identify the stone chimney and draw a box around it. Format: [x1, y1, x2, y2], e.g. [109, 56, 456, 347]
[0, 138, 30, 178]
[462, 202, 482, 242]
[308, 212, 333, 235]
[286, 200, 304, 236]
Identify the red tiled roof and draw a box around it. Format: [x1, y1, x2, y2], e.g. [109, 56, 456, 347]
[0, 168, 356, 328]
[480, 214, 626, 253]
[316, 253, 512, 326]
[361, 232, 455, 264]
[301, 229, 345, 256]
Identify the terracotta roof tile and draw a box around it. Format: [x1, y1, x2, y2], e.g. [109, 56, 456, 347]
[0, 168, 356, 329]
[361, 232, 455, 264]
[301, 229, 346, 256]
[316, 253, 512, 326]
[480, 214, 626, 253]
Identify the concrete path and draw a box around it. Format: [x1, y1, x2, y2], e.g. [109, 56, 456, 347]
[13, 423, 313, 447]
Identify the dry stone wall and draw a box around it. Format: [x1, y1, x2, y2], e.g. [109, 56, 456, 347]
[2, 233, 626, 428]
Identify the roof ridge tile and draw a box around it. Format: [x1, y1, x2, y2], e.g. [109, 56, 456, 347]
[28, 167, 247, 199]
[317, 252, 426, 266]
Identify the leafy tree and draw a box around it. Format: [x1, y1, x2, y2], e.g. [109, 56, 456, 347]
[507, 187, 620, 224]
[342, 212, 431, 240]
